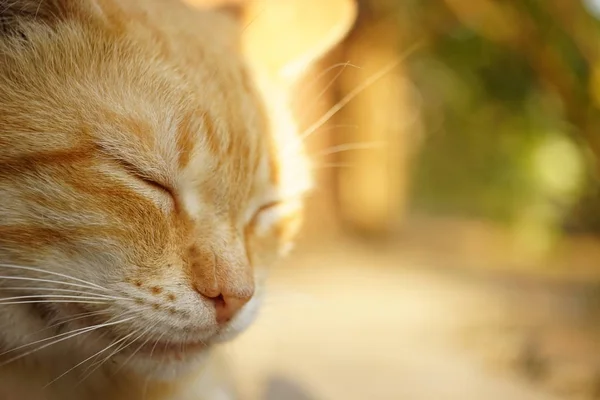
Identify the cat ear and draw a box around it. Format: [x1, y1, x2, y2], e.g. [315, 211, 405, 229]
[183, 0, 356, 84]
[240, 0, 357, 85]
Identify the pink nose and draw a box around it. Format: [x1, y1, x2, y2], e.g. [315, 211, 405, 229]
[198, 289, 253, 324]
[186, 243, 254, 324]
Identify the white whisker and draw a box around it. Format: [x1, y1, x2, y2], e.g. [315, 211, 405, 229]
[299, 124, 360, 144]
[295, 62, 360, 106]
[45, 329, 139, 388]
[78, 325, 148, 385]
[0, 295, 117, 302]
[54, 309, 112, 324]
[315, 141, 386, 157]
[83, 336, 133, 374]
[312, 123, 359, 133]
[293, 42, 423, 151]
[22, 309, 113, 340]
[1, 316, 124, 358]
[112, 324, 156, 375]
[313, 162, 357, 170]
[298, 61, 360, 122]
[142, 331, 165, 400]
[0, 287, 129, 301]
[0, 316, 135, 366]
[0, 300, 109, 305]
[0, 264, 111, 292]
[149, 331, 165, 359]
[0, 275, 110, 293]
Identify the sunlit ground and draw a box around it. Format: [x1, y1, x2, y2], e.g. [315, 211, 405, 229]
[222, 234, 600, 400]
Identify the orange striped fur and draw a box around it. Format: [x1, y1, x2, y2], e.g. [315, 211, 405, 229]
[0, 0, 334, 398]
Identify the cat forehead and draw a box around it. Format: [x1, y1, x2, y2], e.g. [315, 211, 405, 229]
[0, 0, 295, 218]
[92, 85, 275, 217]
[0, 39, 275, 221]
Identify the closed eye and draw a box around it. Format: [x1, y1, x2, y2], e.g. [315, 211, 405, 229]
[247, 200, 294, 236]
[254, 201, 281, 217]
[113, 158, 175, 199]
[134, 174, 173, 197]
[247, 201, 280, 227]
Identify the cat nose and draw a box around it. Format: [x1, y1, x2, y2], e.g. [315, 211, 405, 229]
[186, 242, 254, 324]
[199, 290, 253, 324]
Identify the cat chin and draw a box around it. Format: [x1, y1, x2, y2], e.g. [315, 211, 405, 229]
[110, 295, 262, 380]
[119, 350, 212, 381]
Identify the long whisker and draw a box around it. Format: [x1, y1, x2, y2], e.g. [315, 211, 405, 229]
[293, 41, 424, 150]
[53, 309, 112, 325]
[0, 287, 129, 301]
[0, 300, 109, 306]
[149, 331, 165, 360]
[299, 123, 359, 142]
[0, 316, 123, 358]
[314, 141, 386, 157]
[0, 316, 135, 366]
[313, 123, 359, 133]
[112, 325, 156, 375]
[280, 161, 358, 184]
[0, 275, 111, 293]
[85, 334, 138, 374]
[78, 324, 150, 385]
[295, 62, 360, 106]
[0, 264, 111, 292]
[142, 331, 166, 400]
[45, 329, 139, 388]
[0, 295, 117, 302]
[22, 309, 113, 341]
[298, 61, 360, 120]
[313, 162, 357, 170]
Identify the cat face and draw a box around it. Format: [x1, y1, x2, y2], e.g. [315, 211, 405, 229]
[0, 0, 317, 377]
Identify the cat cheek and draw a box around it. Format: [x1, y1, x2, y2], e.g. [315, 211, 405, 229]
[253, 208, 281, 237]
[253, 202, 302, 238]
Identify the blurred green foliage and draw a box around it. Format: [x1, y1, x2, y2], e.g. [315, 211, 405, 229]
[373, 0, 600, 233]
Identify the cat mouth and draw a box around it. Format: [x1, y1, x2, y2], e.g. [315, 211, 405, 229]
[56, 304, 212, 359]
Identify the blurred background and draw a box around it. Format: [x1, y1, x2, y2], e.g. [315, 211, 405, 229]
[224, 1, 600, 399]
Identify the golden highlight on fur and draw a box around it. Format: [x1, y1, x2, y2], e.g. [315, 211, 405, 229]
[0, 0, 350, 398]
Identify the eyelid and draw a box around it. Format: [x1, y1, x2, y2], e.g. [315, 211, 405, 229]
[135, 174, 173, 196]
[113, 158, 174, 197]
[248, 201, 281, 226]
[255, 201, 280, 215]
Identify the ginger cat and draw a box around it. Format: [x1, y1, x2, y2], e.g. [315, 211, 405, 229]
[0, 0, 354, 399]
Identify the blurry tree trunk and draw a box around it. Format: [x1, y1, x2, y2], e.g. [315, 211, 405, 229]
[334, 14, 421, 236]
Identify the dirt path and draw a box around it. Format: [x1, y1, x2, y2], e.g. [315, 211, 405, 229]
[224, 239, 588, 400]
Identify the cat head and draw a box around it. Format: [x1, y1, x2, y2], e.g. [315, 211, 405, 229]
[0, 0, 354, 379]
